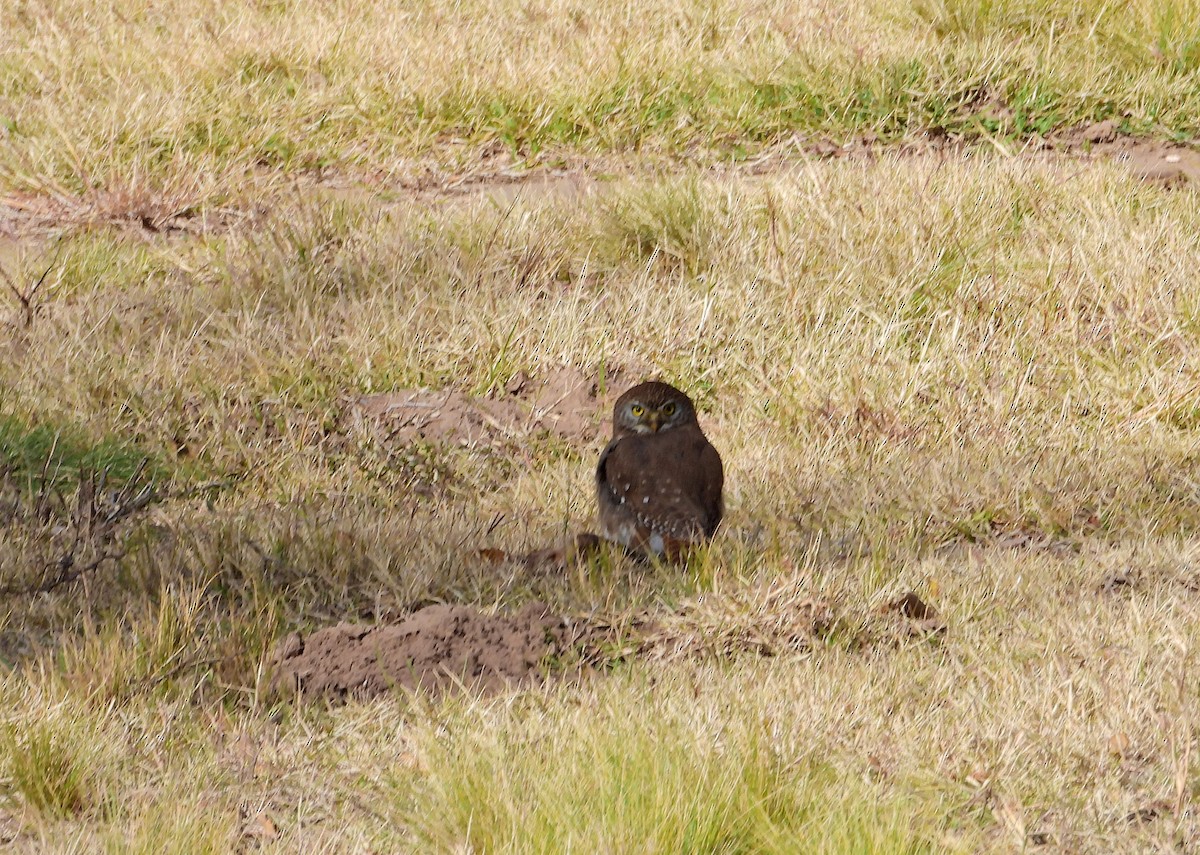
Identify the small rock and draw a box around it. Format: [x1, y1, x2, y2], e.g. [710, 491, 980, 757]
[886, 592, 947, 636]
[504, 371, 530, 396]
[1082, 119, 1119, 143]
[891, 591, 938, 621]
[1099, 569, 1136, 593]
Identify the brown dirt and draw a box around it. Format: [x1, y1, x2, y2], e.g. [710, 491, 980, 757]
[788, 123, 1200, 187]
[271, 602, 584, 699]
[1054, 123, 1200, 185]
[352, 365, 629, 447]
[0, 187, 255, 239]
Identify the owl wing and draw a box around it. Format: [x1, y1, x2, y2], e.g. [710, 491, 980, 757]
[597, 426, 723, 542]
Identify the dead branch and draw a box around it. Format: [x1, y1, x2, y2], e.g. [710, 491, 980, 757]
[0, 457, 158, 598]
[0, 240, 63, 328]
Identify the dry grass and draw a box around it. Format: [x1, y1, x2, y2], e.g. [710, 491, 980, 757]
[3, 153, 1200, 851]
[3, 0, 1200, 851]
[3, 0, 1200, 210]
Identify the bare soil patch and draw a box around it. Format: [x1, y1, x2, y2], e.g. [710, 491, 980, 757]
[270, 602, 581, 699]
[781, 124, 1200, 187]
[352, 365, 629, 447]
[0, 188, 255, 239]
[1055, 123, 1200, 185]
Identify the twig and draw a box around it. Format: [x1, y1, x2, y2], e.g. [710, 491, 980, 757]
[0, 458, 162, 598]
[0, 240, 64, 328]
[166, 474, 246, 501]
[0, 549, 127, 598]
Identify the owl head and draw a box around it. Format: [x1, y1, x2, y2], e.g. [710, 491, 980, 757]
[611, 381, 698, 437]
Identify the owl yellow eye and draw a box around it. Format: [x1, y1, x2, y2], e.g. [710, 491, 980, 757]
[661, 402, 676, 416]
[630, 404, 644, 417]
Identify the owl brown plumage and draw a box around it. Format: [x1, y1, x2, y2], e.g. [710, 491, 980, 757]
[595, 381, 723, 558]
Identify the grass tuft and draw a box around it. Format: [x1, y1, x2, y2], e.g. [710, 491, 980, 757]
[0, 701, 114, 821]
[401, 676, 952, 853]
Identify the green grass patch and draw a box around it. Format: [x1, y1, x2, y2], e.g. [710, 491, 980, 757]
[0, 413, 157, 491]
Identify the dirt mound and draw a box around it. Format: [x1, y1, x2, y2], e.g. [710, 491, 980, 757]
[270, 586, 851, 702]
[270, 583, 948, 701]
[271, 602, 582, 699]
[352, 366, 629, 447]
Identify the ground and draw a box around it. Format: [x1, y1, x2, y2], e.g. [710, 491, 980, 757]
[3, 0, 1200, 852]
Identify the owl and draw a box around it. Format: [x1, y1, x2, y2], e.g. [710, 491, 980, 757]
[595, 381, 724, 558]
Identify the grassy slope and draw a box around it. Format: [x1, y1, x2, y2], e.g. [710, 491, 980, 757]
[3, 0, 1200, 852]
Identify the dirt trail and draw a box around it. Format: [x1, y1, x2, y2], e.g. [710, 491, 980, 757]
[2, 128, 1196, 240]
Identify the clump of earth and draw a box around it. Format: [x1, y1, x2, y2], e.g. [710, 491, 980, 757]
[271, 602, 588, 699]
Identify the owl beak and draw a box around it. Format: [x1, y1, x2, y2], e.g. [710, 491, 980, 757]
[647, 412, 662, 432]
